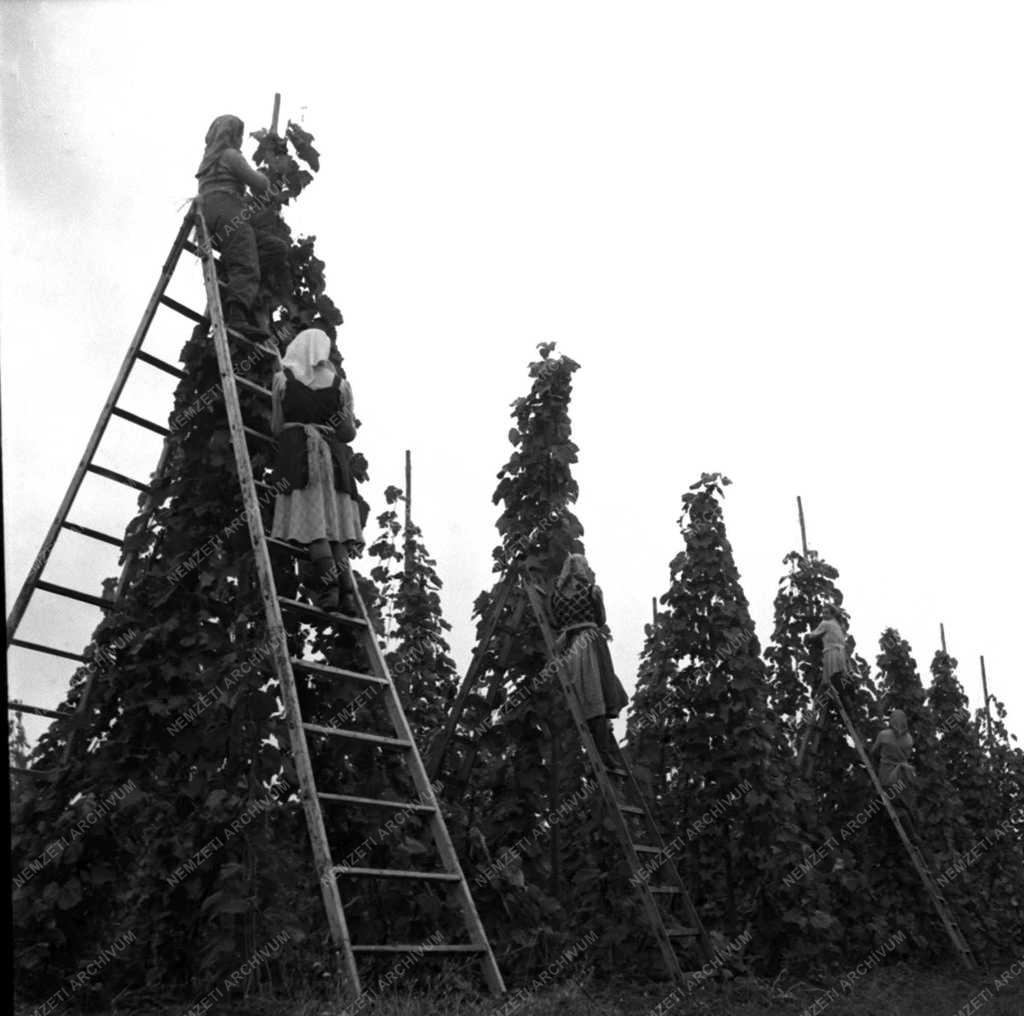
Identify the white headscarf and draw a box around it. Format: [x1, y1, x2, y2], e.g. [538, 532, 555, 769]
[280, 328, 335, 389]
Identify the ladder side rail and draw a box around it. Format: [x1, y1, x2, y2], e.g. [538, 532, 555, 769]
[521, 582, 687, 985]
[426, 577, 514, 780]
[452, 592, 529, 789]
[6, 208, 196, 642]
[453, 628, 522, 790]
[605, 738, 715, 963]
[346, 557, 505, 997]
[828, 686, 977, 970]
[194, 208, 363, 996]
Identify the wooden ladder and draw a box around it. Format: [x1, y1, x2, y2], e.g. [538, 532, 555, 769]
[430, 568, 715, 984]
[191, 206, 504, 999]
[805, 681, 977, 971]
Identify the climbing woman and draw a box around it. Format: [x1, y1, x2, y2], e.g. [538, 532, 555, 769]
[872, 708, 920, 839]
[195, 113, 290, 336]
[548, 553, 629, 774]
[270, 328, 362, 615]
[807, 605, 853, 712]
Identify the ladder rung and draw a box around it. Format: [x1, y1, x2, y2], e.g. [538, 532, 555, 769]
[9, 639, 87, 663]
[182, 239, 209, 258]
[649, 886, 682, 895]
[10, 766, 59, 777]
[8, 702, 66, 719]
[331, 867, 460, 883]
[317, 792, 435, 813]
[351, 944, 484, 954]
[620, 804, 644, 816]
[279, 597, 367, 627]
[159, 294, 205, 323]
[267, 537, 304, 555]
[302, 723, 411, 749]
[35, 580, 111, 610]
[667, 927, 700, 938]
[634, 845, 665, 855]
[135, 350, 185, 379]
[292, 659, 387, 686]
[111, 407, 171, 437]
[244, 425, 276, 445]
[61, 521, 124, 548]
[226, 328, 278, 359]
[86, 464, 151, 494]
[234, 376, 272, 399]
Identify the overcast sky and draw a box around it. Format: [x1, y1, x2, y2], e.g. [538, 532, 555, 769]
[3, 2, 1022, 750]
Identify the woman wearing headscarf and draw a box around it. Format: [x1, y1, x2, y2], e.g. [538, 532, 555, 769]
[807, 605, 854, 714]
[195, 114, 290, 336]
[270, 328, 363, 614]
[548, 553, 629, 773]
[872, 708, 920, 838]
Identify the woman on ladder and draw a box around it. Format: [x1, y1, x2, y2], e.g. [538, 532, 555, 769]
[195, 113, 290, 337]
[549, 553, 629, 774]
[270, 328, 362, 614]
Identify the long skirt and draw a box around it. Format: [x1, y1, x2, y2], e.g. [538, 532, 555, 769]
[559, 626, 629, 720]
[271, 428, 363, 548]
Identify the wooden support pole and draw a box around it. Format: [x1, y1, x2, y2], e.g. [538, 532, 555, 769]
[980, 655, 992, 742]
[270, 93, 281, 135]
[404, 449, 412, 577]
[940, 623, 947, 654]
[651, 596, 657, 627]
[797, 496, 808, 556]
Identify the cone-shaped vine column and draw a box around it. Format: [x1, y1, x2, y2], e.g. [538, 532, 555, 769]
[369, 484, 459, 745]
[628, 473, 801, 938]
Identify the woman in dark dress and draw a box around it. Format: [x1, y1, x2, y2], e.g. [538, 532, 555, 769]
[270, 328, 363, 613]
[549, 553, 629, 772]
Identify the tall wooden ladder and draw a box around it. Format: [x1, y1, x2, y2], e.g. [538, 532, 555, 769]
[190, 205, 505, 999]
[804, 680, 977, 971]
[430, 568, 716, 985]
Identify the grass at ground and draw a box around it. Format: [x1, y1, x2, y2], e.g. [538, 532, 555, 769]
[17, 962, 1024, 1016]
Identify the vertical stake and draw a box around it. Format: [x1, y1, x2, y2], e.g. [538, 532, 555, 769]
[940, 623, 947, 654]
[980, 655, 992, 743]
[797, 496, 808, 556]
[404, 450, 413, 577]
[270, 93, 281, 135]
[651, 596, 657, 627]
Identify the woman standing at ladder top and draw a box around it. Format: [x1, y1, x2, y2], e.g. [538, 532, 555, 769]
[807, 605, 853, 712]
[195, 114, 290, 337]
[549, 554, 629, 774]
[270, 328, 362, 614]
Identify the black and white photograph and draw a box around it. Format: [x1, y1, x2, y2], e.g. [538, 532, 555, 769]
[3, 3, 1022, 1014]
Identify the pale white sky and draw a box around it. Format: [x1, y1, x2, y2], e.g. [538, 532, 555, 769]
[2, 2, 1021, 748]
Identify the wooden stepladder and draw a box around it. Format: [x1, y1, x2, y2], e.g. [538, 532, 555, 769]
[801, 678, 977, 972]
[431, 567, 716, 984]
[8, 202, 504, 1001]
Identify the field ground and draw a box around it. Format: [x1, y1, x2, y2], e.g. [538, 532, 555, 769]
[16, 964, 1024, 1016]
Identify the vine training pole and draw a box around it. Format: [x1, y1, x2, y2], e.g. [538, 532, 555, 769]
[270, 92, 281, 135]
[797, 496, 808, 556]
[980, 655, 992, 743]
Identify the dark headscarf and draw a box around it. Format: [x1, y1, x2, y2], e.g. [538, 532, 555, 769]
[195, 114, 244, 179]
